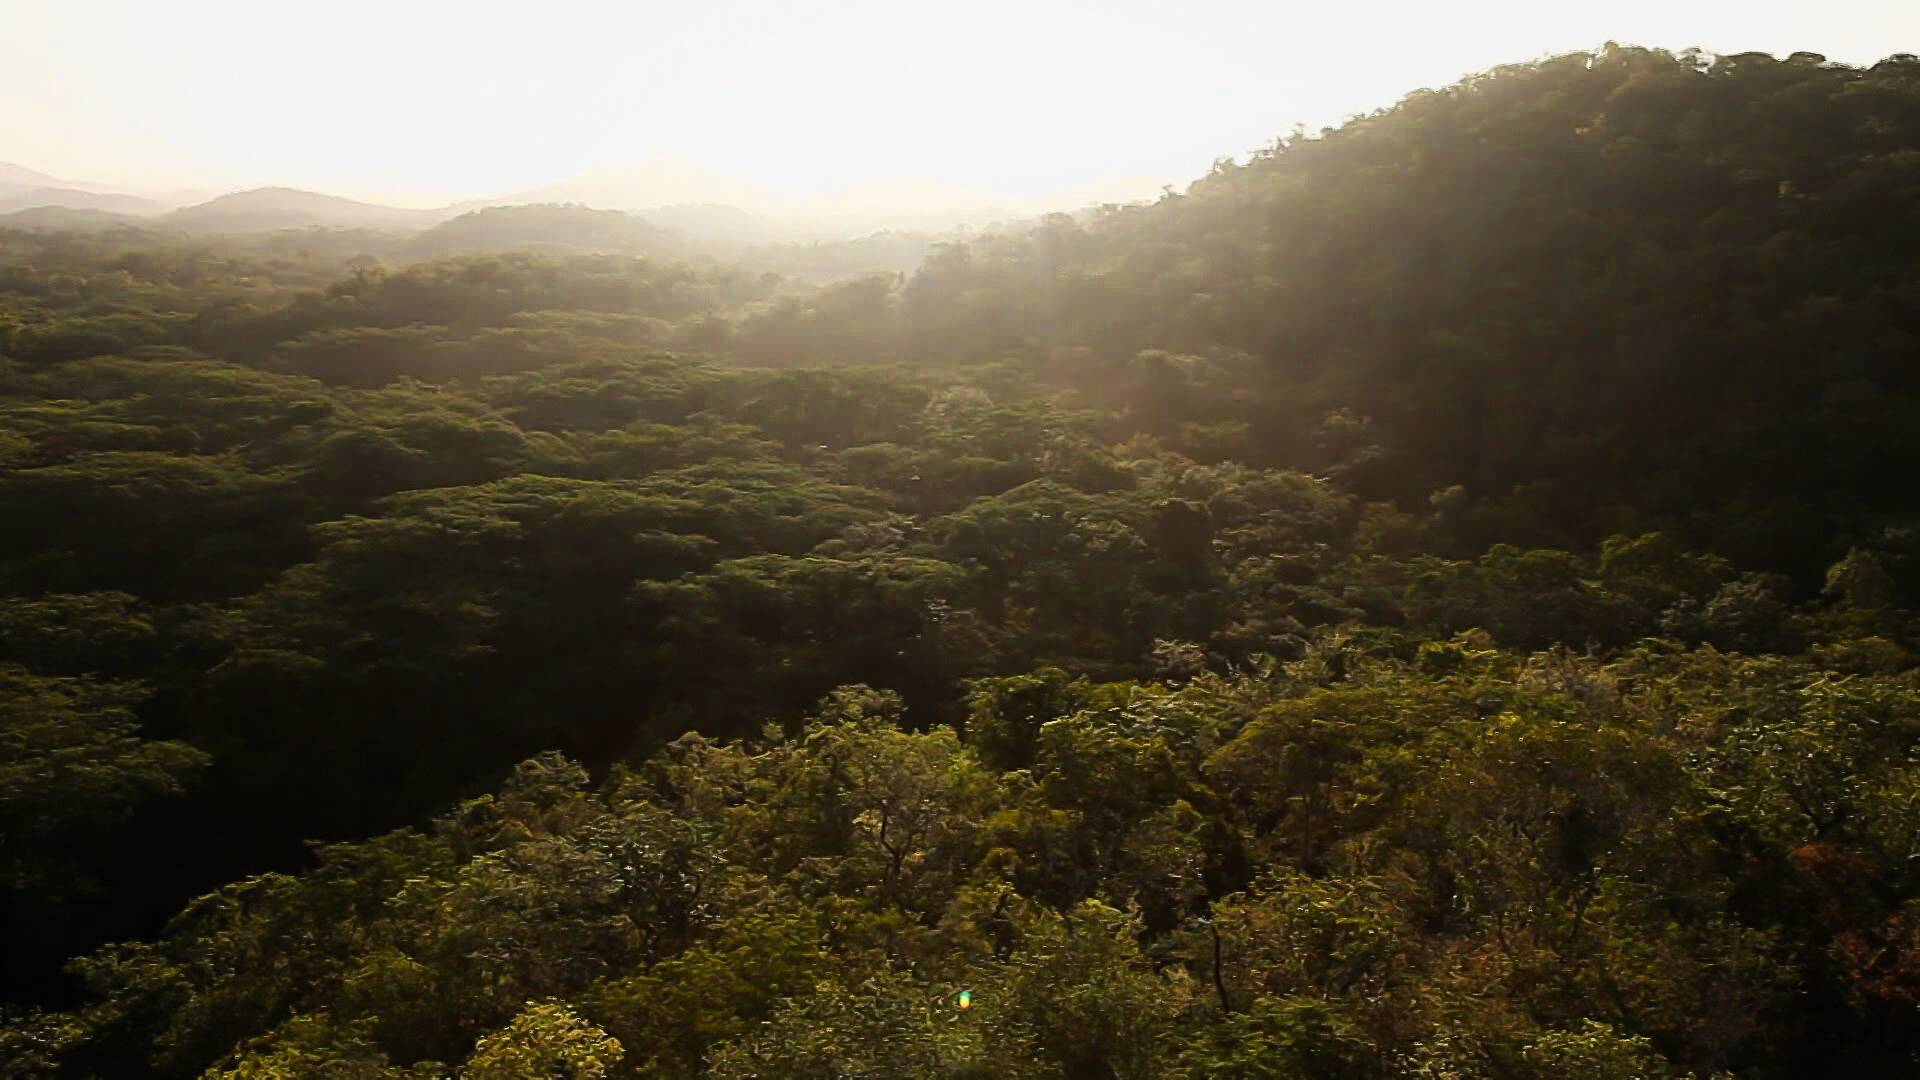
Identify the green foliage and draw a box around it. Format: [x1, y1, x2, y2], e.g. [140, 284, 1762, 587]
[972, 900, 1192, 1078]
[0, 666, 205, 929]
[203, 1014, 423, 1080]
[963, 666, 1093, 770]
[461, 1003, 622, 1079]
[6, 642, 1919, 1076]
[4, 41, 1920, 1079]
[1174, 996, 1377, 1079]
[705, 971, 987, 1079]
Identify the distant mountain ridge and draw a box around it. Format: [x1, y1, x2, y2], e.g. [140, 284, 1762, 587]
[411, 204, 683, 257]
[0, 162, 200, 211]
[465, 159, 778, 214]
[448, 157, 1175, 242]
[0, 163, 75, 192]
[0, 206, 148, 231]
[0, 158, 1174, 244]
[0, 187, 161, 215]
[164, 187, 450, 232]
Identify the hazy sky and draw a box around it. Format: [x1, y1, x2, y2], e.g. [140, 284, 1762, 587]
[5, 0, 1916, 206]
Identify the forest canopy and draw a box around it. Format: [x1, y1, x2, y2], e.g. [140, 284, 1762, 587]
[3, 44, 1920, 1078]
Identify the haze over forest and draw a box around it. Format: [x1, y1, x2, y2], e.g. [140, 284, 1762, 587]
[4, 2, 1920, 1077]
[7, 1, 1917, 217]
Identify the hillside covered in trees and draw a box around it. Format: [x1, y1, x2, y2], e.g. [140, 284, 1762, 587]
[3, 45, 1920, 1078]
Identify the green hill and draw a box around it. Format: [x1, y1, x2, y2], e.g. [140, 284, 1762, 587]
[888, 46, 1920, 573]
[166, 187, 443, 232]
[411, 203, 686, 257]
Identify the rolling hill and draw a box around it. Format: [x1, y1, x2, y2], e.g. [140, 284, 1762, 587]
[0, 187, 161, 215]
[409, 203, 685, 256]
[0, 205, 149, 230]
[165, 186, 448, 232]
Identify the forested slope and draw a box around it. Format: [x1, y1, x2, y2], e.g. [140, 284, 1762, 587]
[853, 45, 1920, 572]
[3, 45, 1920, 1078]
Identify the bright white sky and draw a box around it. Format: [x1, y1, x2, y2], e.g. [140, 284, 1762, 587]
[4, 0, 1916, 206]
